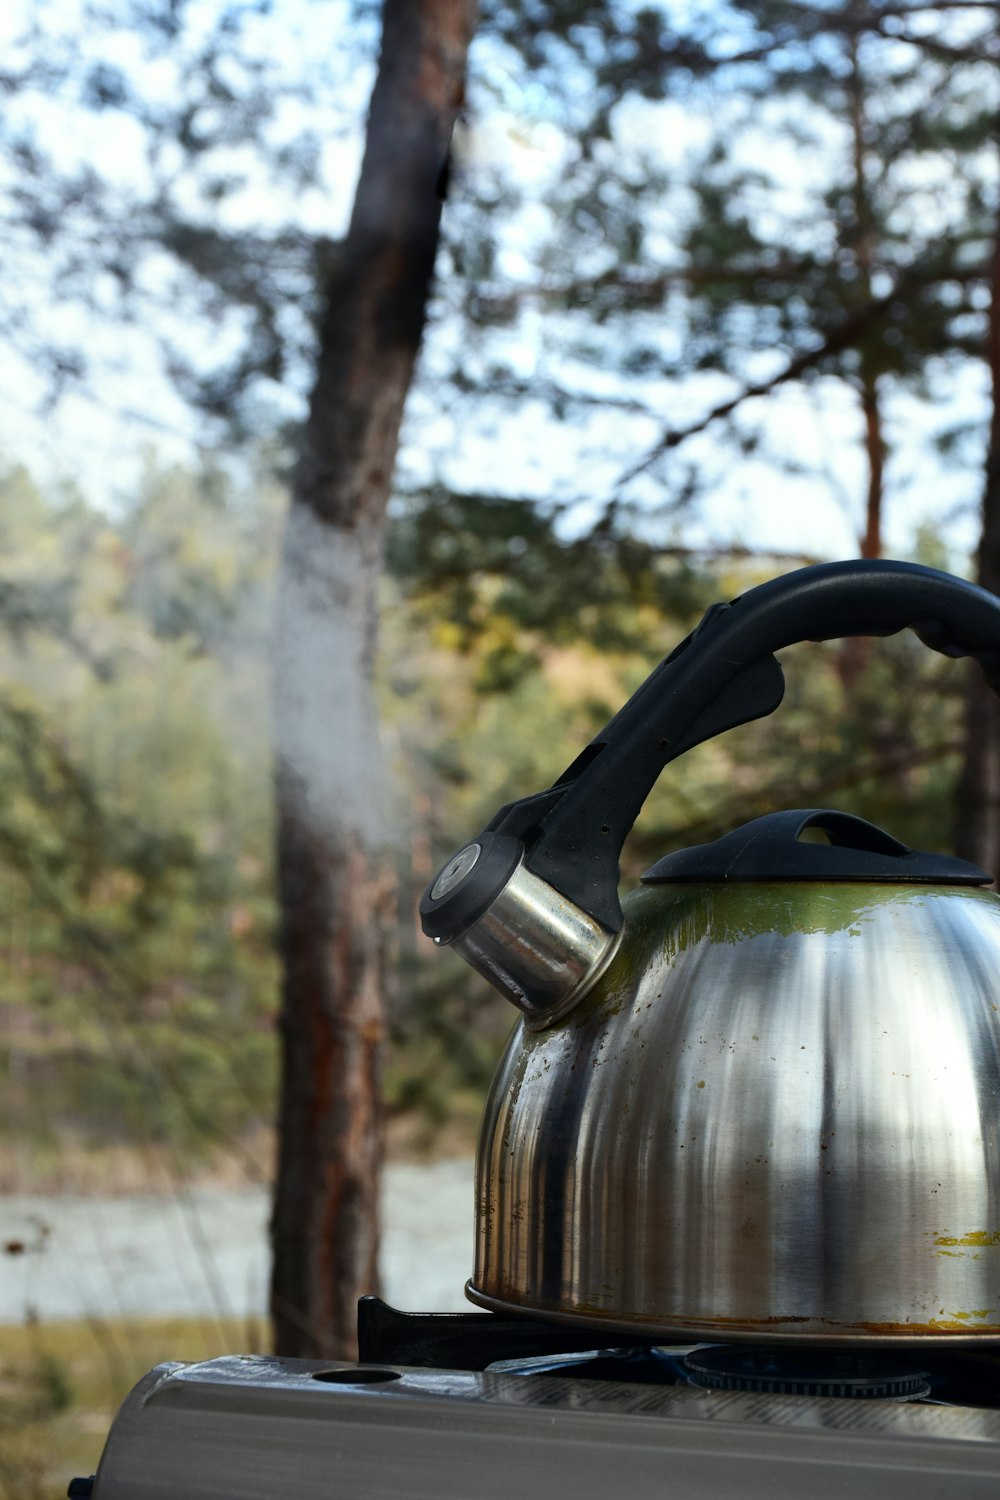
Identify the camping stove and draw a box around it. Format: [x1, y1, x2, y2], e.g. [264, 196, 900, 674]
[74, 1297, 1000, 1498]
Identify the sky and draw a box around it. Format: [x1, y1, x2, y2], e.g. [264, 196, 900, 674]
[0, 0, 375, 500]
[0, 1, 991, 568]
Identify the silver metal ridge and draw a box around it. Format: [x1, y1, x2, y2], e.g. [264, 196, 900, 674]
[449, 858, 620, 1023]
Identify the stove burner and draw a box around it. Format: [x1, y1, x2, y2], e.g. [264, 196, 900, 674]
[358, 1299, 1000, 1408]
[683, 1346, 931, 1401]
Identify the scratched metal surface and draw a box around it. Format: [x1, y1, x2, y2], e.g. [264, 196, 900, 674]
[473, 881, 1000, 1343]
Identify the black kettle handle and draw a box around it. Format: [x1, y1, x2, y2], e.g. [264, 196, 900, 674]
[427, 560, 1000, 938]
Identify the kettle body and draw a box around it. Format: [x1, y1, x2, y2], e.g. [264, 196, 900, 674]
[421, 560, 1000, 1342]
[468, 875, 1000, 1342]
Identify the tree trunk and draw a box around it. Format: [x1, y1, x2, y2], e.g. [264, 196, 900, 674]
[269, 0, 474, 1361]
[954, 172, 1000, 873]
[859, 370, 884, 560]
[839, 27, 884, 686]
[848, 21, 884, 566]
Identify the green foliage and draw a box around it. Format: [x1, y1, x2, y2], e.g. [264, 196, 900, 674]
[387, 486, 715, 672]
[675, 3, 997, 387]
[0, 462, 281, 1182]
[442, 0, 1000, 550]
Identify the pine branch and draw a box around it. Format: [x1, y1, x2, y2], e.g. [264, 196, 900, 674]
[614, 275, 932, 491]
[471, 259, 990, 320]
[877, 23, 998, 64]
[629, 737, 964, 859]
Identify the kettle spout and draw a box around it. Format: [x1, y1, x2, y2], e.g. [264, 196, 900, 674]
[420, 835, 620, 1025]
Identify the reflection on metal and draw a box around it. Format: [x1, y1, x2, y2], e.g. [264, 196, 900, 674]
[86, 1352, 1000, 1499]
[452, 860, 620, 1022]
[470, 880, 1000, 1344]
[430, 843, 482, 900]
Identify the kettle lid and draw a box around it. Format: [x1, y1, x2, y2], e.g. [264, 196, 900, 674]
[642, 808, 992, 885]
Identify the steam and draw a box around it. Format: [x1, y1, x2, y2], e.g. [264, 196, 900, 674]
[272, 501, 388, 846]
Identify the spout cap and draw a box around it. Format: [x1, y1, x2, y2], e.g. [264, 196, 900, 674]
[420, 833, 523, 942]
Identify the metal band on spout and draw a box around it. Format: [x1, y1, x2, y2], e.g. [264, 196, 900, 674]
[448, 859, 621, 1025]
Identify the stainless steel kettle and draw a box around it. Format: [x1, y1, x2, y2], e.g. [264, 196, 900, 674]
[420, 560, 1000, 1344]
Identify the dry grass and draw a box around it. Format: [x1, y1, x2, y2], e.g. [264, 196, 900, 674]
[0, 1315, 265, 1500]
[0, 1125, 277, 1197]
[385, 1098, 480, 1163]
[0, 1107, 481, 1198]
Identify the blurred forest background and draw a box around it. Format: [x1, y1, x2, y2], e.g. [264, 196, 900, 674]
[1, 0, 999, 1489]
[0, 462, 968, 1188]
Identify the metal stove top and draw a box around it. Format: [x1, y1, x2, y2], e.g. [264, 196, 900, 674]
[79, 1298, 1000, 1500]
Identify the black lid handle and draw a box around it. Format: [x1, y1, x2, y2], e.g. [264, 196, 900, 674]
[424, 560, 1000, 938]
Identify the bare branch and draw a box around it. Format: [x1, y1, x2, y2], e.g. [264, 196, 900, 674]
[471, 258, 990, 321]
[614, 274, 937, 491]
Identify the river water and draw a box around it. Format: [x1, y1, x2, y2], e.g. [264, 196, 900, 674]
[0, 1158, 475, 1324]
